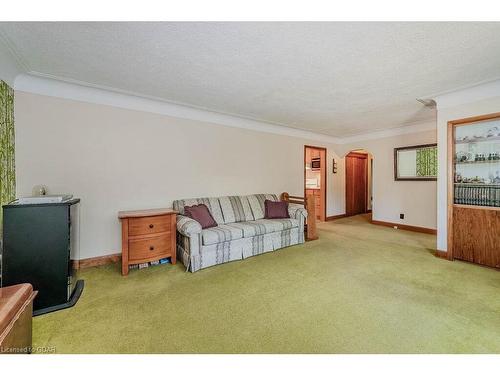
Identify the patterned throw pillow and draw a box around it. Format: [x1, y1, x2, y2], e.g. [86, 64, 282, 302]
[264, 200, 290, 219]
[184, 204, 218, 229]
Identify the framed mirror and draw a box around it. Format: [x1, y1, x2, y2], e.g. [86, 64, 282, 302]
[394, 143, 437, 181]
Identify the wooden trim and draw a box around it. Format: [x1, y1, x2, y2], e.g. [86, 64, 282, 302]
[73, 253, 122, 270]
[394, 143, 438, 151]
[446, 111, 500, 263]
[304, 145, 327, 222]
[447, 120, 455, 261]
[394, 143, 437, 181]
[121, 218, 129, 276]
[453, 204, 500, 211]
[305, 195, 318, 240]
[281, 192, 318, 240]
[371, 219, 437, 234]
[346, 152, 369, 158]
[435, 250, 452, 260]
[447, 111, 500, 126]
[326, 214, 347, 221]
[170, 214, 177, 265]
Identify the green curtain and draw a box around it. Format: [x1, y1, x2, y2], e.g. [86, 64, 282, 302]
[416, 146, 437, 177]
[0, 80, 15, 230]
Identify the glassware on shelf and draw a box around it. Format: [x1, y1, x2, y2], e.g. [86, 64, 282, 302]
[453, 118, 500, 207]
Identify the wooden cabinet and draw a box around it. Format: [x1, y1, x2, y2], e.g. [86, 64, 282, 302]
[0, 284, 37, 354]
[448, 113, 500, 269]
[311, 149, 320, 159]
[119, 208, 177, 276]
[452, 207, 499, 267]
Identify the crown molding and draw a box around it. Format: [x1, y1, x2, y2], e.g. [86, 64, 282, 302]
[14, 73, 342, 144]
[422, 78, 500, 110]
[336, 120, 436, 144]
[0, 34, 24, 87]
[14, 72, 436, 145]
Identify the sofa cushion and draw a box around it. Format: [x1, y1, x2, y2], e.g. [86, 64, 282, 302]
[264, 200, 290, 219]
[219, 196, 254, 223]
[173, 197, 224, 225]
[246, 194, 279, 220]
[184, 204, 217, 229]
[201, 224, 244, 245]
[227, 218, 299, 238]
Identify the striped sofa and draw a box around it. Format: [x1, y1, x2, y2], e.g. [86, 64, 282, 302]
[173, 194, 307, 272]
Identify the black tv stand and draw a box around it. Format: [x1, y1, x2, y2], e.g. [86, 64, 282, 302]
[33, 279, 84, 316]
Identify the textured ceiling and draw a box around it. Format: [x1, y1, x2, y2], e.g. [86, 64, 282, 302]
[2, 22, 500, 137]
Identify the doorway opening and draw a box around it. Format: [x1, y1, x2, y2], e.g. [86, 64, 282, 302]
[304, 145, 327, 222]
[345, 149, 373, 218]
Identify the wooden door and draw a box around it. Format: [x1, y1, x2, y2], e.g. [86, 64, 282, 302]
[345, 152, 368, 216]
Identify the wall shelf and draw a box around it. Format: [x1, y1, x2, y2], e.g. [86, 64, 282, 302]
[448, 113, 500, 269]
[455, 159, 500, 165]
[455, 135, 500, 144]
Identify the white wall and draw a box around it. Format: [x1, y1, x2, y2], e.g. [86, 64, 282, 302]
[15, 91, 344, 259]
[15, 90, 438, 259]
[0, 38, 21, 86]
[337, 129, 438, 229]
[435, 94, 500, 251]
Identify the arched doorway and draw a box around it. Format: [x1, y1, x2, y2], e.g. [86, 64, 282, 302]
[345, 149, 373, 217]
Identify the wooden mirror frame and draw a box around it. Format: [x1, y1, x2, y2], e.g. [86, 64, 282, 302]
[394, 143, 437, 181]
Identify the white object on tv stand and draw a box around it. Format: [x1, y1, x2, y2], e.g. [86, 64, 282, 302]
[16, 195, 73, 204]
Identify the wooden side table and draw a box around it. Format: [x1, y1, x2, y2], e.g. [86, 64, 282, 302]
[118, 208, 177, 276]
[0, 283, 37, 354]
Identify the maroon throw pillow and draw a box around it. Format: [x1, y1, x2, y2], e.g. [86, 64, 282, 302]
[264, 200, 290, 219]
[184, 204, 218, 229]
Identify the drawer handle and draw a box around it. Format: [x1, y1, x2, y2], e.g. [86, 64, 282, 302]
[149, 246, 155, 251]
[149, 224, 154, 229]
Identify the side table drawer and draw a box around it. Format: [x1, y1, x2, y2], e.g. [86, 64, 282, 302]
[119, 208, 177, 276]
[129, 233, 171, 261]
[128, 215, 171, 236]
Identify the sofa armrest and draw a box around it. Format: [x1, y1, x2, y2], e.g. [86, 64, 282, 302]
[288, 203, 308, 220]
[177, 215, 202, 236]
[176, 215, 202, 271]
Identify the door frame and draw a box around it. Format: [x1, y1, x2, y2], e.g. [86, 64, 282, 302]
[304, 145, 327, 222]
[345, 151, 369, 217]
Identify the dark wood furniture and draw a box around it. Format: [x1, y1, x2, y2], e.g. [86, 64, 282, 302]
[0, 284, 37, 354]
[2, 199, 84, 316]
[447, 112, 500, 268]
[345, 152, 368, 216]
[119, 208, 177, 276]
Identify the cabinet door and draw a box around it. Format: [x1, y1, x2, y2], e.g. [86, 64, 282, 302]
[453, 206, 500, 268]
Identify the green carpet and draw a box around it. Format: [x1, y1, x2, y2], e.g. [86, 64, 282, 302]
[33, 215, 500, 353]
